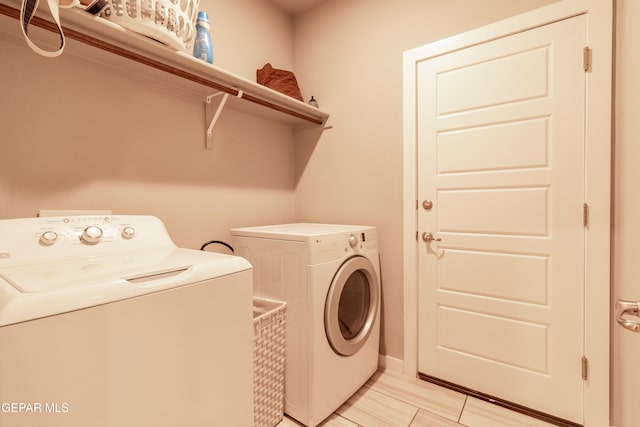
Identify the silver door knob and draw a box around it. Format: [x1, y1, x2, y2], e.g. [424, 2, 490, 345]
[616, 300, 640, 332]
[422, 232, 441, 242]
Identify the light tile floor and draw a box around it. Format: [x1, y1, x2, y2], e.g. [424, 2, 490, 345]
[277, 370, 559, 427]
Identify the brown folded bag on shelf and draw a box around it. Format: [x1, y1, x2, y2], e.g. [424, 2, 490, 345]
[257, 63, 304, 102]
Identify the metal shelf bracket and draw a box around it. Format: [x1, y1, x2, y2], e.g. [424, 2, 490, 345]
[205, 92, 228, 149]
[205, 89, 243, 149]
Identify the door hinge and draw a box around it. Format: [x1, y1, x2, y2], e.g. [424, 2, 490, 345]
[583, 203, 589, 227]
[581, 356, 588, 380]
[583, 47, 592, 72]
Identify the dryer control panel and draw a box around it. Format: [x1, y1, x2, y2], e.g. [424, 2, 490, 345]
[231, 223, 378, 265]
[308, 229, 378, 265]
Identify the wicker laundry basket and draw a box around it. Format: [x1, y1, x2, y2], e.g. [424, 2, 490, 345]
[253, 297, 287, 427]
[99, 0, 199, 51]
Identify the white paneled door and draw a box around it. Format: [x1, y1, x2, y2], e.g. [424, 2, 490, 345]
[417, 16, 586, 424]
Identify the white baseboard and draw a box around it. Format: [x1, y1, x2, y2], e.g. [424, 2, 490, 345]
[378, 354, 404, 374]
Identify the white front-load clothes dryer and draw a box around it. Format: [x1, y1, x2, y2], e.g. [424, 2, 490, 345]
[231, 223, 381, 427]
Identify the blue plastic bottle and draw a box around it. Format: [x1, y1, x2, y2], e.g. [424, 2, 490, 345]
[193, 11, 213, 64]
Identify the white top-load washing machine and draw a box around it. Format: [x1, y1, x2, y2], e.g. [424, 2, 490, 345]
[0, 215, 254, 427]
[231, 223, 380, 427]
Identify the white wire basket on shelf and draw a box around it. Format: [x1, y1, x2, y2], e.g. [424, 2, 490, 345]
[100, 0, 199, 51]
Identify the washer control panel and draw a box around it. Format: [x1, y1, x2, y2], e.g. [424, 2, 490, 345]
[36, 216, 138, 247]
[0, 215, 175, 266]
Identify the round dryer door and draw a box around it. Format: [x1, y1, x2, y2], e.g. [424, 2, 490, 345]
[325, 255, 379, 356]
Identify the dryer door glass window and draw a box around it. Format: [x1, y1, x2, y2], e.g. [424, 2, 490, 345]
[325, 256, 379, 356]
[338, 270, 370, 340]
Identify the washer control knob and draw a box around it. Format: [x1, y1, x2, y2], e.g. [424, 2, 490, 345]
[39, 231, 58, 245]
[348, 233, 358, 248]
[81, 226, 103, 245]
[121, 226, 136, 239]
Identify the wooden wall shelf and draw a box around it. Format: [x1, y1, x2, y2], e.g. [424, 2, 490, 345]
[0, 0, 329, 132]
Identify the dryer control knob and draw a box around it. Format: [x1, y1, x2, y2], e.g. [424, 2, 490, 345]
[81, 226, 103, 244]
[348, 233, 358, 248]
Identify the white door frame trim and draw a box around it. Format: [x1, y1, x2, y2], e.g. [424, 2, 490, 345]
[402, 1, 613, 425]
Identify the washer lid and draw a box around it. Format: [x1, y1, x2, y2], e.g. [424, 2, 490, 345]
[0, 249, 251, 327]
[0, 248, 180, 293]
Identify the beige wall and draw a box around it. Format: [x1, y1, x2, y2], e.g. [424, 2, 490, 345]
[201, 0, 294, 79]
[292, 0, 558, 361]
[0, 0, 297, 249]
